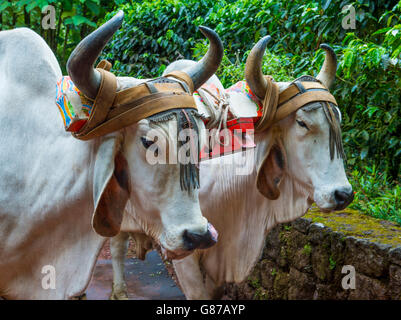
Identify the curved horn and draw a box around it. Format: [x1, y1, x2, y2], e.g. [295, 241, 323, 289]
[316, 44, 337, 89]
[67, 11, 124, 99]
[245, 35, 272, 100]
[183, 26, 223, 91]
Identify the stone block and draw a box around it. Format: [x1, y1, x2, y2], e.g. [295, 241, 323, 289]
[389, 264, 401, 300]
[348, 273, 388, 300]
[344, 237, 390, 278]
[288, 268, 315, 299]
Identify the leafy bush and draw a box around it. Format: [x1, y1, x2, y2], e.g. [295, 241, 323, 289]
[350, 166, 401, 225]
[102, 0, 224, 77]
[0, 0, 120, 70]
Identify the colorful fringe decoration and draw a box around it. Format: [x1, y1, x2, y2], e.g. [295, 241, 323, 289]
[55, 76, 93, 132]
[226, 81, 263, 117]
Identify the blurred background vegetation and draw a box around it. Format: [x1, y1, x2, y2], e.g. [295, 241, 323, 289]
[0, 0, 400, 224]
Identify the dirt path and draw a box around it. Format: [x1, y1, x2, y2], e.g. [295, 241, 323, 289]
[85, 240, 185, 300]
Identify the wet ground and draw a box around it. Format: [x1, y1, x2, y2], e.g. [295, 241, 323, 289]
[86, 241, 184, 300]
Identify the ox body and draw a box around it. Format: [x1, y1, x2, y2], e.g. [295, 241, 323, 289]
[110, 38, 354, 299]
[0, 27, 104, 299]
[0, 11, 223, 299]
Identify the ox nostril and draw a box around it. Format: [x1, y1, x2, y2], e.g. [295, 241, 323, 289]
[183, 228, 217, 251]
[334, 189, 354, 210]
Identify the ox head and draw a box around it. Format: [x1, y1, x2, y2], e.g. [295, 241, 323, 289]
[66, 11, 222, 259]
[245, 36, 353, 212]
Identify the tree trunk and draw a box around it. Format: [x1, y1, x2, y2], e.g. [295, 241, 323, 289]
[40, 8, 44, 37]
[62, 24, 70, 65]
[80, 5, 87, 38]
[56, 6, 63, 40]
[24, 5, 30, 26]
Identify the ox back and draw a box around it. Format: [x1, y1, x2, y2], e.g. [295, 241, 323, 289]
[0, 28, 104, 299]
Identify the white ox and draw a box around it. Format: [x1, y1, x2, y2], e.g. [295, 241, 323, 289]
[0, 11, 223, 299]
[110, 36, 354, 300]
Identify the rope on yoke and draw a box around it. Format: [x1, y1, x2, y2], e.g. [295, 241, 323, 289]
[196, 86, 233, 146]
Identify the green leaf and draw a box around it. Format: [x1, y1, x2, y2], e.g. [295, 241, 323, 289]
[70, 15, 97, 28]
[166, 29, 174, 40]
[367, 48, 382, 67]
[86, 1, 100, 15]
[344, 50, 355, 68]
[321, 0, 332, 10]
[361, 130, 369, 142]
[372, 27, 391, 35]
[0, 2, 11, 12]
[360, 147, 368, 160]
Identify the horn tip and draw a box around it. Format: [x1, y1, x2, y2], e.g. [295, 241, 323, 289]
[320, 43, 334, 52]
[261, 35, 272, 44]
[198, 25, 223, 56]
[255, 35, 272, 53]
[198, 26, 217, 38]
[114, 10, 124, 24]
[319, 43, 337, 63]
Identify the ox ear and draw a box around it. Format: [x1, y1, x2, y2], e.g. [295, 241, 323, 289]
[256, 139, 287, 200]
[92, 134, 130, 237]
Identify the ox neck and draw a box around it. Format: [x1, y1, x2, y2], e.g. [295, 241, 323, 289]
[198, 131, 312, 285]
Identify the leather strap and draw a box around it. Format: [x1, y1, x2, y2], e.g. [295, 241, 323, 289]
[75, 94, 197, 141]
[274, 90, 337, 122]
[278, 81, 328, 105]
[165, 71, 194, 94]
[96, 60, 112, 71]
[253, 76, 337, 131]
[108, 92, 189, 119]
[73, 68, 117, 139]
[70, 60, 198, 140]
[113, 82, 188, 106]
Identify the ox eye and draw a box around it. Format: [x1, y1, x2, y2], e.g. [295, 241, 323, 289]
[141, 137, 155, 149]
[296, 120, 309, 130]
[141, 137, 159, 156]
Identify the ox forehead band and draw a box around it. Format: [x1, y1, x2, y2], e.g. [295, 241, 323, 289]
[69, 60, 198, 141]
[256, 75, 344, 160]
[291, 76, 345, 160]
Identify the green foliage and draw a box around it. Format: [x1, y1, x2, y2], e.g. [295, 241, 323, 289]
[336, 34, 401, 181]
[303, 244, 312, 256]
[248, 276, 261, 289]
[329, 256, 336, 270]
[350, 166, 401, 225]
[0, 0, 119, 70]
[102, 0, 224, 77]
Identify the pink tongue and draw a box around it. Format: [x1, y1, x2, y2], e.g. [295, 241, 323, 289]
[207, 223, 218, 241]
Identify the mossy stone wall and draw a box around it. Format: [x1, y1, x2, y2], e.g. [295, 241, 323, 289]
[223, 209, 401, 300]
